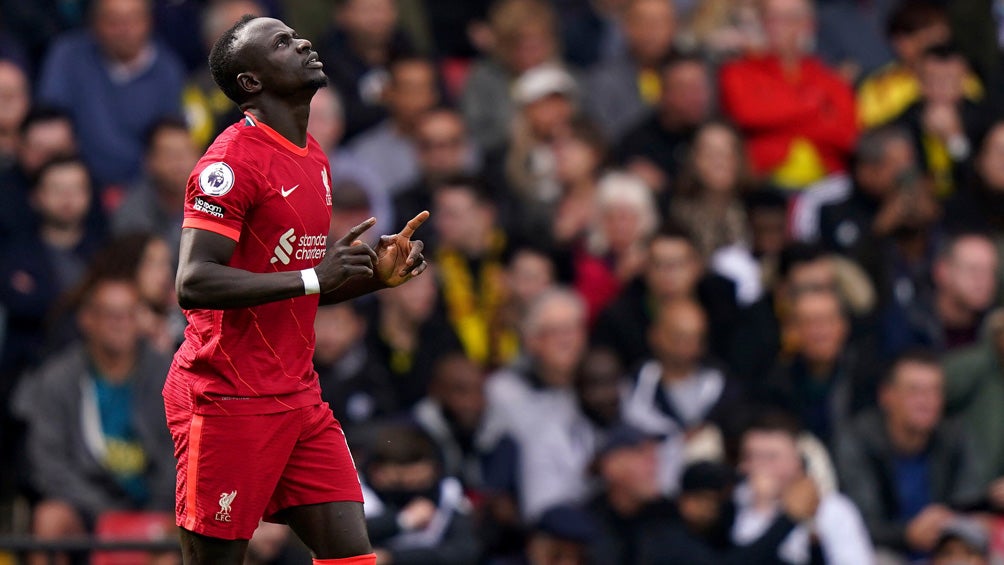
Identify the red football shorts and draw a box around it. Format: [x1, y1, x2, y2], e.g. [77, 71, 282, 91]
[166, 401, 363, 540]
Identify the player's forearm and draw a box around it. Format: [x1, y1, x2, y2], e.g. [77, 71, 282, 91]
[176, 261, 308, 310]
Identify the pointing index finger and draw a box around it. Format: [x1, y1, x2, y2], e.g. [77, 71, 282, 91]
[337, 217, 376, 246]
[399, 211, 430, 240]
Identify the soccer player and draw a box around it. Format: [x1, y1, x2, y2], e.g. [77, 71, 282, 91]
[164, 15, 430, 565]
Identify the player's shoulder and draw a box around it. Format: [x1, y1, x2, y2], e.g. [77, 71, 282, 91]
[197, 124, 275, 175]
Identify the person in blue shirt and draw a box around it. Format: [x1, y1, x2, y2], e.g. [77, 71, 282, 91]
[37, 0, 184, 191]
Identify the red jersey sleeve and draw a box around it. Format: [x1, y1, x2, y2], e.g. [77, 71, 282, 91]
[182, 158, 267, 242]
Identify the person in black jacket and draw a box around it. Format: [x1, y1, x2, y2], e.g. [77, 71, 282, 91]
[360, 423, 480, 565]
[585, 425, 816, 565]
[592, 224, 737, 370]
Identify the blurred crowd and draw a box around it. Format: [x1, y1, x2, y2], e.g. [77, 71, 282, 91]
[3, 0, 1004, 564]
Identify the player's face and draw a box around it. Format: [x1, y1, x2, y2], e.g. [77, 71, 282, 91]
[240, 18, 327, 98]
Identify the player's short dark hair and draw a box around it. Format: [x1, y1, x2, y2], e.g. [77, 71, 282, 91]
[209, 14, 259, 105]
[777, 242, 827, 281]
[881, 348, 942, 387]
[143, 116, 190, 153]
[886, 1, 947, 38]
[19, 106, 72, 137]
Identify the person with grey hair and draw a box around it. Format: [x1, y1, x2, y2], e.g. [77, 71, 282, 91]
[480, 288, 593, 521]
[812, 125, 920, 254]
[574, 171, 658, 321]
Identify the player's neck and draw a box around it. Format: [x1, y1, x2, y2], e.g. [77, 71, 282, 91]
[243, 100, 311, 148]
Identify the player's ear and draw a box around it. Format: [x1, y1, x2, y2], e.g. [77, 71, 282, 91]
[237, 72, 262, 97]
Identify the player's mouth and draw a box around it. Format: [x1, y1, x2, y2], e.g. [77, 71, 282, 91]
[304, 52, 323, 69]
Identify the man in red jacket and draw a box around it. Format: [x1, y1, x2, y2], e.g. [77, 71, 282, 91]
[720, 0, 857, 190]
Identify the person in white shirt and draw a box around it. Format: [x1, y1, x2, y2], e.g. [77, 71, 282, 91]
[732, 410, 875, 565]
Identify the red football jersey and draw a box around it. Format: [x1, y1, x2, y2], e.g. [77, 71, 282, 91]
[165, 113, 334, 416]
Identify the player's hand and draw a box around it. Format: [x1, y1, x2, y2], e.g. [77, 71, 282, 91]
[315, 218, 378, 292]
[375, 211, 430, 288]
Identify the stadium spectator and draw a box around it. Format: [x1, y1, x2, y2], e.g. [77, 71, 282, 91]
[930, 518, 992, 565]
[349, 55, 441, 195]
[367, 263, 463, 410]
[558, 0, 630, 69]
[574, 172, 657, 322]
[111, 118, 199, 255]
[462, 0, 562, 151]
[883, 232, 998, 357]
[593, 224, 738, 369]
[585, 0, 677, 140]
[505, 346, 626, 522]
[894, 44, 990, 197]
[314, 303, 398, 442]
[182, 0, 266, 149]
[944, 121, 1004, 237]
[319, 0, 413, 143]
[583, 423, 675, 564]
[814, 125, 918, 255]
[745, 190, 789, 285]
[857, 2, 982, 129]
[500, 504, 595, 565]
[615, 53, 714, 194]
[547, 118, 606, 250]
[432, 176, 516, 368]
[623, 298, 741, 493]
[37, 0, 185, 190]
[733, 411, 874, 564]
[667, 120, 762, 304]
[412, 353, 488, 490]
[668, 121, 754, 259]
[84, 232, 181, 355]
[394, 109, 482, 242]
[943, 310, 1004, 492]
[719, 0, 856, 189]
[0, 156, 102, 379]
[0, 107, 77, 241]
[489, 63, 578, 238]
[677, 0, 762, 61]
[360, 424, 481, 565]
[727, 243, 844, 383]
[759, 291, 879, 446]
[308, 86, 394, 241]
[835, 351, 986, 559]
[0, 60, 29, 168]
[12, 275, 175, 561]
[481, 289, 588, 520]
[813, 0, 894, 84]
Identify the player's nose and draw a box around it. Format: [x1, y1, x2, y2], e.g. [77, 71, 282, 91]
[296, 37, 312, 53]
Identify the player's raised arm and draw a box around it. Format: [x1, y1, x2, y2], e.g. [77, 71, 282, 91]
[176, 218, 378, 310]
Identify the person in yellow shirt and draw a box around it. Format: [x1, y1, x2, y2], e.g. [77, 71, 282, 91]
[858, 1, 982, 129]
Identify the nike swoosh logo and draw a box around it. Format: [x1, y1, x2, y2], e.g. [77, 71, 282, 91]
[280, 184, 299, 197]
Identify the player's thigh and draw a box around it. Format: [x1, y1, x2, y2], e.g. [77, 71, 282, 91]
[268, 404, 370, 558]
[179, 526, 249, 565]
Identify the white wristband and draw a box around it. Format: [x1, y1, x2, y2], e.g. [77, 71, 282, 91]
[300, 268, 320, 295]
